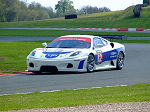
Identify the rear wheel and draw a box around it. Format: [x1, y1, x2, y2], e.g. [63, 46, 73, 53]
[116, 52, 124, 70]
[87, 54, 95, 72]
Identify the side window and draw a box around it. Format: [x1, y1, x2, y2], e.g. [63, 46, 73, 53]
[101, 39, 108, 46]
[93, 38, 104, 47]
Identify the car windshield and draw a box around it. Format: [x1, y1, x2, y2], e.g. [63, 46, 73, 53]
[47, 37, 91, 48]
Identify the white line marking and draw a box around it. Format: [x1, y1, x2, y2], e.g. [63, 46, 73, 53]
[0, 85, 129, 96]
[91, 87, 102, 89]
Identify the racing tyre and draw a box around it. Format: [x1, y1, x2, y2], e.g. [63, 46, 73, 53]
[116, 52, 124, 70]
[87, 54, 95, 72]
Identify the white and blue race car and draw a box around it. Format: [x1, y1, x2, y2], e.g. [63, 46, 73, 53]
[27, 35, 125, 73]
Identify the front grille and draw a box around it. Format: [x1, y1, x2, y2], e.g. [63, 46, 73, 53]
[29, 63, 34, 67]
[40, 66, 58, 72]
[67, 63, 73, 68]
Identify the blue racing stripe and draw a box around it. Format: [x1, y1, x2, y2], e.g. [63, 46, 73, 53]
[95, 49, 119, 64]
[78, 60, 85, 69]
[102, 49, 118, 62]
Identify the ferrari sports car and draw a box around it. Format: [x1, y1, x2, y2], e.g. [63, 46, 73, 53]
[27, 35, 125, 73]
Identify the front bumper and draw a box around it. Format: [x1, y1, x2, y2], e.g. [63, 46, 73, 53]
[27, 57, 88, 72]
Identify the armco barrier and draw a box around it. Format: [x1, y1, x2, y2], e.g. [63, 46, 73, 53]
[117, 28, 128, 31]
[0, 28, 149, 32]
[73, 28, 148, 32]
[136, 28, 145, 31]
[145, 29, 150, 31]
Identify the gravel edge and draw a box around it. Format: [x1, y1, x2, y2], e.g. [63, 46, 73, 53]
[3, 101, 150, 112]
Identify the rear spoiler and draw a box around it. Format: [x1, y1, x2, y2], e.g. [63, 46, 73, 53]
[93, 35, 127, 41]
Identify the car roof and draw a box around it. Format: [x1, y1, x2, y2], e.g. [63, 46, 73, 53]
[60, 35, 101, 39]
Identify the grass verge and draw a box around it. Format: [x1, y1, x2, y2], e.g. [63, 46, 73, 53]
[0, 84, 150, 111]
[0, 41, 50, 72]
[0, 29, 150, 37]
[0, 7, 150, 28]
[0, 41, 150, 72]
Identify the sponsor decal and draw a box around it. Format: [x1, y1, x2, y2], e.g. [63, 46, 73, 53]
[110, 51, 117, 58]
[46, 54, 59, 58]
[43, 52, 72, 58]
[96, 50, 102, 53]
[111, 52, 117, 55]
[97, 53, 103, 64]
[54, 37, 91, 43]
[102, 49, 118, 62]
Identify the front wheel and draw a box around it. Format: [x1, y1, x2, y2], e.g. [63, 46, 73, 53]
[116, 52, 124, 70]
[87, 54, 95, 72]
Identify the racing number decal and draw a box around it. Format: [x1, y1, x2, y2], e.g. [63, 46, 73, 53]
[97, 53, 103, 63]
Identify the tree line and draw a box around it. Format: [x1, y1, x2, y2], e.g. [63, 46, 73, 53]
[0, 0, 111, 22]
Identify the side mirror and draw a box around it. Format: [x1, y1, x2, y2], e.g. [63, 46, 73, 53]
[42, 42, 47, 47]
[110, 42, 114, 48]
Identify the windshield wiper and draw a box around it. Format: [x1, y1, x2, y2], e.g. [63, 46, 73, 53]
[60, 47, 72, 48]
[46, 47, 54, 48]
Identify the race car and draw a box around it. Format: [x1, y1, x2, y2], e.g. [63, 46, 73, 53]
[27, 35, 125, 73]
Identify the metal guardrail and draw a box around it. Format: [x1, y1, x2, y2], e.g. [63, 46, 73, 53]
[94, 35, 127, 41]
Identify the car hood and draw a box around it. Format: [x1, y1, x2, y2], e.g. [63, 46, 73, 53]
[31, 48, 88, 59]
[43, 48, 74, 59]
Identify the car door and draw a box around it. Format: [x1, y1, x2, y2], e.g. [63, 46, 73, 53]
[93, 37, 117, 65]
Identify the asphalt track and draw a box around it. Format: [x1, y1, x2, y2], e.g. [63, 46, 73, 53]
[0, 36, 57, 41]
[0, 44, 150, 95]
[1, 36, 150, 41]
[1, 27, 150, 41]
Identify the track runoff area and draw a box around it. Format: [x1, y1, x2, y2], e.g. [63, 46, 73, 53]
[0, 43, 150, 95]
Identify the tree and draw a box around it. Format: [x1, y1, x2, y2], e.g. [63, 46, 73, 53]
[28, 2, 50, 20]
[1, 0, 19, 22]
[17, 1, 28, 21]
[0, 15, 6, 22]
[47, 7, 55, 18]
[0, 0, 79, 22]
[78, 6, 111, 15]
[55, 0, 76, 17]
[0, 0, 6, 22]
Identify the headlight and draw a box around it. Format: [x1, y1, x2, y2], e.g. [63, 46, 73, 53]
[70, 51, 81, 56]
[31, 50, 36, 56]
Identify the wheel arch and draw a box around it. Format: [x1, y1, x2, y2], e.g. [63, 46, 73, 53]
[86, 53, 95, 72]
[89, 53, 95, 58]
[89, 52, 96, 62]
[116, 50, 125, 70]
[119, 51, 125, 58]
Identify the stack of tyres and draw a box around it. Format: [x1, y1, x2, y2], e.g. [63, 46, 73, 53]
[65, 14, 77, 19]
[143, 0, 150, 6]
[133, 4, 142, 17]
[133, 0, 150, 18]
[133, 4, 147, 18]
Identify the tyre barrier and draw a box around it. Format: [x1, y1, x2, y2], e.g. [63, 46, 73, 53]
[65, 14, 77, 19]
[133, 4, 147, 17]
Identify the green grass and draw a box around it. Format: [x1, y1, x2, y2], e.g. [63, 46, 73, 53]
[0, 41, 50, 72]
[0, 6, 150, 28]
[1, 29, 150, 37]
[0, 84, 150, 111]
[1, 40, 150, 73]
